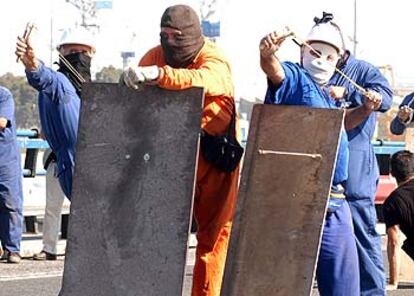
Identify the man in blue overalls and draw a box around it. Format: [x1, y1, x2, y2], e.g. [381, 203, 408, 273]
[15, 28, 95, 199]
[390, 92, 414, 135]
[315, 12, 393, 296]
[0, 86, 23, 263]
[15, 28, 95, 259]
[260, 21, 361, 295]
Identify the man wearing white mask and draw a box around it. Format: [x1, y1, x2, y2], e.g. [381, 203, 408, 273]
[316, 12, 393, 295]
[260, 21, 361, 295]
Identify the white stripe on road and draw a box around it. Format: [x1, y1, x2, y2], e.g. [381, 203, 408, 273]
[0, 272, 62, 281]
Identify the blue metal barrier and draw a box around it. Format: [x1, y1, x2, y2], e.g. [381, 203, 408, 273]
[18, 137, 50, 150]
[22, 168, 46, 176]
[17, 129, 39, 138]
[372, 140, 405, 155]
[17, 129, 49, 177]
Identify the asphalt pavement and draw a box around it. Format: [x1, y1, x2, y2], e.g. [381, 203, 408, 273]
[1, 227, 414, 295]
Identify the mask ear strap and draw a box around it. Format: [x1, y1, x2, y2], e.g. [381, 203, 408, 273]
[58, 53, 86, 84]
[336, 51, 349, 69]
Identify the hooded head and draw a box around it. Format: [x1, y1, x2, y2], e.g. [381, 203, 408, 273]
[301, 12, 345, 85]
[160, 5, 205, 68]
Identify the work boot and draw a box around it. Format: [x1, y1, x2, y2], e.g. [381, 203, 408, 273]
[33, 250, 57, 261]
[7, 252, 21, 264]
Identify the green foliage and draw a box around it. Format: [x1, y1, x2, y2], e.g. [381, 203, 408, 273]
[0, 73, 40, 129]
[0, 65, 123, 129]
[95, 65, 123, 83]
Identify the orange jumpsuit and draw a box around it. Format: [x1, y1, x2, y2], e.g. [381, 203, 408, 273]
[140, 39, 240, 296]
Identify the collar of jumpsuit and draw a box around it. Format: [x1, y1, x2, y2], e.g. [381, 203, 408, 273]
[302, 42, 340, 85]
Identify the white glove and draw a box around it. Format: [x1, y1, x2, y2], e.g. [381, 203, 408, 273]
[119, 66, 160, 89]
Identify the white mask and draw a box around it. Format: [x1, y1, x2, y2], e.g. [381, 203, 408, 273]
[301, 42, 340, 85]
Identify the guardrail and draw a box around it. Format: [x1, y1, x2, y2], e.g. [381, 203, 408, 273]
[372, 140, 405, 155]
[17, 129, 49, 177]
[16, 130, 405, 177]
[16, 130, 69, 235]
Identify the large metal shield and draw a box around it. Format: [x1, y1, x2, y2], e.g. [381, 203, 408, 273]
[60, 84, 203, 296]
[221, 104, 345, 296]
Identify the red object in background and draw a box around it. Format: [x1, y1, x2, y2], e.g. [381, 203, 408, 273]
[375, 175, 397, 204]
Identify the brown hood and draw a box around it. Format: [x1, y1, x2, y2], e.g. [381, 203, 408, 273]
[160, 5, 205, 68]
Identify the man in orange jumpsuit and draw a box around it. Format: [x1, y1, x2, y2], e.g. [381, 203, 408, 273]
[120, 5, 240, 295]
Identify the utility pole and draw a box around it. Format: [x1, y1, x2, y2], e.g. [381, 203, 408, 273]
[50, 17, 53, 66]
[353, 0, 357, 57]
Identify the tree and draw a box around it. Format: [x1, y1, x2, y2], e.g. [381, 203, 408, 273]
[0, 73, 40, 129]
[95, 65, 123, 83]
[0, 65, 123, 129]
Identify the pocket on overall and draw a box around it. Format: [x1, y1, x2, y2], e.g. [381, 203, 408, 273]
[327, 184, 346, 212]
[346, 149, 377, 199]
[200, 130, 244, 173]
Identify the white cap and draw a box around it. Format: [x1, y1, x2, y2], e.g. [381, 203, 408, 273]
[306, 22, 344, 54]
[56, 28, 96, 53]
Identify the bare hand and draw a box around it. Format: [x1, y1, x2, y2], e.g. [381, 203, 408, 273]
[363, 90, 382, 111]
[0, 117, 8, 129]
[259, 28, 293, 59]
[329, 86, 347, 101]
[397, 105, 413, 123]
[15, 35, 38, 71]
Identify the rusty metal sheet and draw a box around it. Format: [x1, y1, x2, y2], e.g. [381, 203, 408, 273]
[60, 84, 203, 296]
[221, 104, 344, 296]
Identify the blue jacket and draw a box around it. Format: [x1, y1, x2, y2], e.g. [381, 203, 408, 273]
[328, 54, 393, 200]
[265, 62, 349, 209]
[0, 86, 22, 199]
[25, 61, 80, 198]
[390, 92, 414, 135]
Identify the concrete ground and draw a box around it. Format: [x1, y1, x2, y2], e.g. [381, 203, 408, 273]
[1, 225, 414, 295]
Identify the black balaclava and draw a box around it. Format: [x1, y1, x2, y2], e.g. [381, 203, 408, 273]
[160, 5, 205, 68]
[58, 52, 92, 97]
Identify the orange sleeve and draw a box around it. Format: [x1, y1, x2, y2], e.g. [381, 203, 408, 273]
[138, 42, 236, 137]
[158, 54, 233, 98]
[139, 46, 165, 67]
[139, 42, 233, 98]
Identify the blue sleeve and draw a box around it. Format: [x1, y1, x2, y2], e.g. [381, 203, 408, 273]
[25, 61, 77, 104]
[364, 66, 393, 112]
[0, 88, 15, 142]
[264, 62, 301, 105]
[347, 62, 393, 112]
[390, 93, 414, 135]
[333, 129, 349, 185]
[390, 117, 407, 135]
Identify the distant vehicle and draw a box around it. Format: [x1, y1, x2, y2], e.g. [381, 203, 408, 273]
[373, 140, 405, 221]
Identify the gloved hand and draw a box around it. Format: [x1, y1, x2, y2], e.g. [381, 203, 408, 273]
[119, 66, 160, 89]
